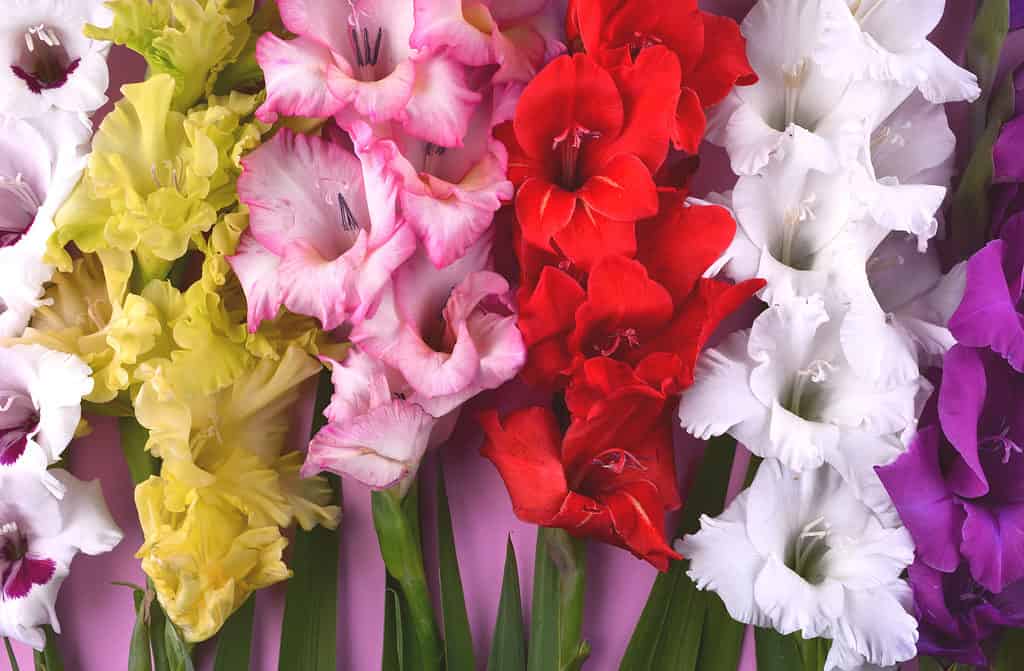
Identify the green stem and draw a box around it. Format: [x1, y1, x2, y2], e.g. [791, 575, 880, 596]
[33, 627, 63, 671]
[546, 528, 589, 670]
[5, 638, 20, 671]
[371, 487, 443, 671]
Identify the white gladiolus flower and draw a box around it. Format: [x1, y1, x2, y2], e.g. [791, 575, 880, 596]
[0, 469, 121, 650]
[0, 345, 94, 496]
[0, 0, 112, 119]
[677, 295, 919, 519]
[0, 111, 89, 338]
[678, 460, 918, 671]
[707, 0, 978, 176]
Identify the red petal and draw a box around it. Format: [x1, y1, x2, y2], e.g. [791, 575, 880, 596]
[565, 356, 644, 417]
[637, 199, 737, 304]
[518, 266, 586, 347]
[522, 338, 575, 389]
[578, 153, 659, 221]
[479, 408, 571, 524]
[686, 12, 757, 108]
[496, 121, 549, 186]
[553, 205, 638, 271]
[513, 53, 624, 160]
[515, 177, 578, 249]
[589, 47, 682, 173]
[672, 87, 707, 154]
[570, 256, 675, 359]
[643, 277, 766, 388]
[602, 481, 683, 571]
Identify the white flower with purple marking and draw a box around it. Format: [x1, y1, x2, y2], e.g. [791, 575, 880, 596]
[0, 112, 90, 338]
[0, 469, 121, 649]
[0, 345, 93, 496]
[0, 0, 112, 119]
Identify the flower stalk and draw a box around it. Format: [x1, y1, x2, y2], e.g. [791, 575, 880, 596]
[371, 485, 443, 671]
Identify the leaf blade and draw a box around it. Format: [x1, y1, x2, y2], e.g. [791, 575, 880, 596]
[754, 627, 802, 671]
[278, 369, 341, 671]
[436, 460, 475, 671]
[213, 595, 255, 671]
[488, 538, 526, 671]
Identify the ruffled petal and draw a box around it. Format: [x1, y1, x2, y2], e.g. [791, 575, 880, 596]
[256, 34, 343, 123]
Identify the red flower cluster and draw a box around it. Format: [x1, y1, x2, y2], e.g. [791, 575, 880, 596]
[481, 1, 762, 570]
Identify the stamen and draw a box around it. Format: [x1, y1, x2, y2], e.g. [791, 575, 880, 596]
[592, 450, 646, 474]
[337, 193, 361, 232]
[780, 192, 817, 266]
[788, 360, 835, 416]
[981, 424, 1024, 464]
[595, 327, 640, 357]
[782, 60, 807, 126]
[350, 28, 364, 67]
[552, 125, 601, 190]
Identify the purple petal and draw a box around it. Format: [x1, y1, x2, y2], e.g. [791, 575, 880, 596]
[909, 561, 992, 666]
[995, 118, 1024, 184]
[961, 501, 1024, 593]
[0, 429, 28, 465]
[878, 425, 965, 572]
[949, 241, 1024, 371]
[2, 555, 56, 599]
[939, 345, 991, 497]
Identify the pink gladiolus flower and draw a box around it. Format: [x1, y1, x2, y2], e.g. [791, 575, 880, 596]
[256, 0, 480, 147]
[411, 0, 565, 84]
[348, 85, 514, 268]
[230, 128, 417, 331]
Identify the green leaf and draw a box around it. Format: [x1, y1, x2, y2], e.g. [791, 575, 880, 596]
[162, 621, 194, 671]
[214, 0, 286, 95]
[119, 417, 159, 485]
[754, 628, 802, 671]
[916, 657, 945, 671]
[279, 369, 341, 671]
[953, 7, 1017, 256]
[436, 461, 475, 671]
[995, 628, 1024, 670]
[213, 595, 255, 671]
[488, 538, 526, 671]
[967, 0, 1010, 142]
[382, 579, 404, 671]
[619, 437, 737, 671]
[795, 635, 830, 671]
[528, 527, 589, 671]
[6, 637, 21, 671]
[129, 590, 153, 671]
[695, 593, 744, 671]
[148, 585, 170, 671]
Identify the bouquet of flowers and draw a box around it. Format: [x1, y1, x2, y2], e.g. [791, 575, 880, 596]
[3, 1, 1024, 671]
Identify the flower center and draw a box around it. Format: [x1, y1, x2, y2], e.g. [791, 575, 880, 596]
[0, 521, 56, 601]
[592, 449, 646, 475]
[782, 59, 808, 127]
[0, 393, 39, 467]
[593, 327, 641, 358]
[12, 25, 80, 94]
[422, 143, 448, 176]
[349, 25, 384, 79]
[785, 359, 834, 418]
[553, 125, 601, 191]
[778, 191, 818, 268]
[789, 516, 831, 583]
[0, 173, 41, 247]
[981, 423, 1024, 465]
[628, 31, 663, 60]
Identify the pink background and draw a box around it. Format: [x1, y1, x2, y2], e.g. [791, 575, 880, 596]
[2, 1, 1013, 669]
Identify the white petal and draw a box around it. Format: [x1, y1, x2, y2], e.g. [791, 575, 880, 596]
[677, 331, 767, 442]
[825, 584, 918, 670]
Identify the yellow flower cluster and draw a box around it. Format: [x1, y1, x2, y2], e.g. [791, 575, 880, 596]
[17, 1, 343, 643]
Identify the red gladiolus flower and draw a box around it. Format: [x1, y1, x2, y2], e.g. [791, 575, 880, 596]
[567, 0, 757, 153]
[480, 361, 682, 570]
[517, 198, 765, 390]
[499, 50, 680, 269]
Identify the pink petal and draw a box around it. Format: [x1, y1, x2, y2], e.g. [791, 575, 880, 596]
[303, 400, 435, 489]
[256, 34, 344, 123]
[327, 61, 418, 125]
[239, 129, 371, 257]
[277, 0, 355, 51]
[321, 349, 395, 425]
[228, 233, 284, 332]
[277, 239, 359, 331]
[411, 0, 494, 65]
[399, 55, 481, 147]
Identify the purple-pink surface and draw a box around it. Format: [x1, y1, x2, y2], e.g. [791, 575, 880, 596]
[0, 1, 1000, 669]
